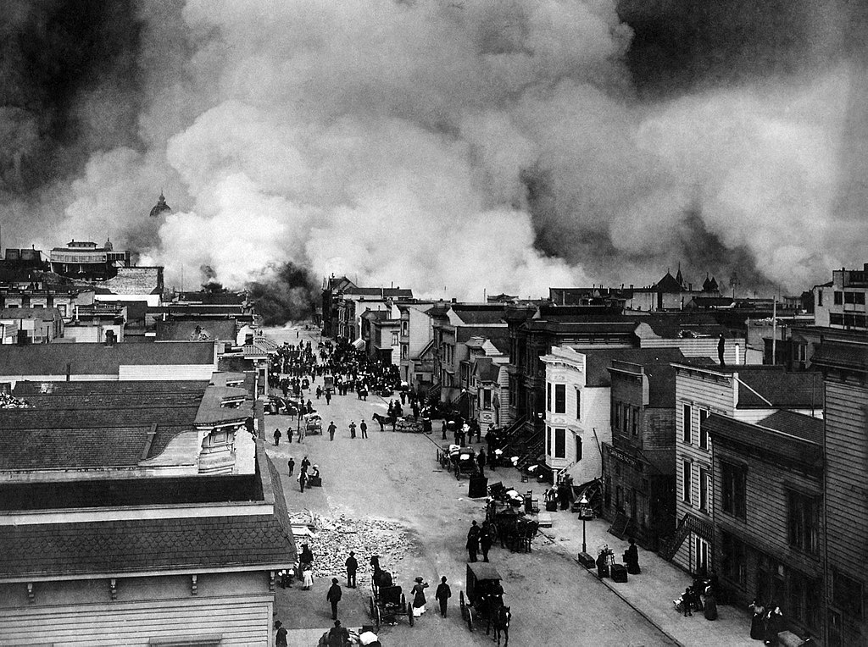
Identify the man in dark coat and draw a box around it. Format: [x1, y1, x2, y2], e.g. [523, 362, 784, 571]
[466, 520, 480, 562]
[435, 576, 452, 617]
[326, 578, 343, 620]
[273, 428, 281, 445]
[477, 448, 487, 476]
[480, 521, 493, 562]
[327, 620, 349, 647]
[328, 421, 337, 441]
[360, 420, 368, 439]
[288, 457, 295, 477]
[345, 551, 358, 588]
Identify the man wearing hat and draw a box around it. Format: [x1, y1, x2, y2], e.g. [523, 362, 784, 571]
[345, 551, 358, 588]
[435, 576, 452, 617]
[327, 620, 349, 647]
[326, 577, 343, 620]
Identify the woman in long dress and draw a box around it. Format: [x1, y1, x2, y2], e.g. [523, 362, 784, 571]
[302, 565, 314, 590]
[411, 577, 429, 616]
[749, 599, 766, 639]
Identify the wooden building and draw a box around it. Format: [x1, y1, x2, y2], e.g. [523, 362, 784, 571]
[706, 411, 824, 638]
[812, 342, 868, 647]
[667, 364, 823, 574]
[601, 355, 684, 549]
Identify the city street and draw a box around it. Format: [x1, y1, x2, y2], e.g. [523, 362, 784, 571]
[262, 325, 677, 647]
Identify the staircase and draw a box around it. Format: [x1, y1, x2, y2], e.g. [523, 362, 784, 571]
[499, 415, 530, 455]
[658, 512, 714, 561]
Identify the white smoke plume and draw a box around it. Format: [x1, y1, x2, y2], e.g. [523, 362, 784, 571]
[5, 0, 866, 299]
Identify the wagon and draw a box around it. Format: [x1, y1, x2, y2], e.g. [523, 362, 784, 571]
[460, 562, 504, 632]
[369, 569, 414, 632]
[451, 446, 478, 480]
[395, 416, 422, 433]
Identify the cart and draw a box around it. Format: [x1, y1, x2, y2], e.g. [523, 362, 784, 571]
[460, 562, 504, 632]
[452, 446, 478, 480]
[304, 413, 323, 435]
[369, 572, 414, 632]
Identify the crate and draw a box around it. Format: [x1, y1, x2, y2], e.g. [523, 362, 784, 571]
[610, 564, 628, 583]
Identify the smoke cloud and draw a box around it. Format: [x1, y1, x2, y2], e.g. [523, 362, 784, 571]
[2, 0, 866, 303]
[246, 262, 318, 325]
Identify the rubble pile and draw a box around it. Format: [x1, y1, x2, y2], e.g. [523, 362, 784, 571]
[296, 513, 411, 583]
[0, 392, 30, 409]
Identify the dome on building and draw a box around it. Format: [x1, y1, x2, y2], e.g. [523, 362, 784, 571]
[104, 237, 113, 251]
[149, 192, 172, 218]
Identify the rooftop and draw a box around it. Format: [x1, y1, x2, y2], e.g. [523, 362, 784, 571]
[0, 451, 296, 580]
[705, 413, 822, 471]
[0, 341, 216, 377]
[737, 369, 824, 409]
[155, 319, 237, 341]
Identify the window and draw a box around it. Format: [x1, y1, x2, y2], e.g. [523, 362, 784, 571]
[575, 388, 581, 419]
[554, 428, 566, 458]
[554, 384, 566, 413]
[401, 344, 408, 359]
[683, 404, 692, 443]
[699, 467, 710, 512]
[721, 461, 747, 519]
[683, 461, 692, 503]
[546, 383, 552, 411]
[833, 571, 864, 620]
[830, 313, 844, 326]
[613, 401, 621, 431]
[834, 291, 843, 305]
[482, 389, 491, 410]
[575, 435, 582, 462]
[720, 532, 746, 586]
[844, 291, 866, 305]
[699, 409, 709, 449]
[546, 427, 551, 455]
[401, 320, 409, 335]
[632, 406, 640, 436]
[624, 405, 631, 434]
[788, 490, 819, 556]
[817, 289, 823, 307]
[788, 570, 821, 631]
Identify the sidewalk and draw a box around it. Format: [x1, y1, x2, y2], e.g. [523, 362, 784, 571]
[500, 469, 759, 647]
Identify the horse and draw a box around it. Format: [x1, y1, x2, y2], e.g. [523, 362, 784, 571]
[486, 601, 510, 647]
[371, 412, 392, 431]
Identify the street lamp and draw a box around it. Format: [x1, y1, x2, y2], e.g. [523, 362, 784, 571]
[578, 492, 595, 560]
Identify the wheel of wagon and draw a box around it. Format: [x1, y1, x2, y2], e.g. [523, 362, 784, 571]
[467, 604, 475, 631]
[374, 601, 382, 632]
[369, 595, 376, 621]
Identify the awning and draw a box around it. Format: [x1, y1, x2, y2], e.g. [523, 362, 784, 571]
[352, 338, 365, 350]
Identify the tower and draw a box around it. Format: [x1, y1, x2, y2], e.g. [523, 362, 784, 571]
[149, 191, 171, 218]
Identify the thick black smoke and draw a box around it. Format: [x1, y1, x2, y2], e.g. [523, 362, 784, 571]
[0, 0, 143, 194]
[246, 262, 319, 326]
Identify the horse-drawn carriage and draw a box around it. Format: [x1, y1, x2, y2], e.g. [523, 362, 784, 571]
[369, 566, 414, 632]
[436, 445, 478, 479]
[459, 562, 510, 646]
[486, 485, 539, 553]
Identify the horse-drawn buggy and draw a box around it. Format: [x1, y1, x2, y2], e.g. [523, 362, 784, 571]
[436, 445, 478, 479]
[460, 562, 510, 646]
[394, 416, 422, 433]
[369, 562, 414, 631]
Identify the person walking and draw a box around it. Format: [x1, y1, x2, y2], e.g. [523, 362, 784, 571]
[349, 421, 357, 439]
[299, 470, 307, 493]
[480, 521, 492, 562]
[360, 420, 368, 439]
[411, 577, 429, 616]
[477, 448, 486, 476]
[275, 620, 288, 647]
[435, 576, 451, 617]
[345, 551, 358, 588]
[326, 578, 343, 620]
[286, 425, 293, 443]
[328, 421, 337, 441]
[273, 428, 282, 446]
[441, 419, 447, 440]
[288, 457, 295, 477]
[325, 390, 331, 405]
[466, 520, 480, 562]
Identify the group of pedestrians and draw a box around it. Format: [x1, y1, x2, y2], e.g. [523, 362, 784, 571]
[466, 520, 493, 562]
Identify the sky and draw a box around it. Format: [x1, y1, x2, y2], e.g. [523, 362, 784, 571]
[1, 0, 866, 300]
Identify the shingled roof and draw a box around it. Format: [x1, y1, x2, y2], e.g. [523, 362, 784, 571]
[0, 342, 216, 377]
[0, 452, 296, 580]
